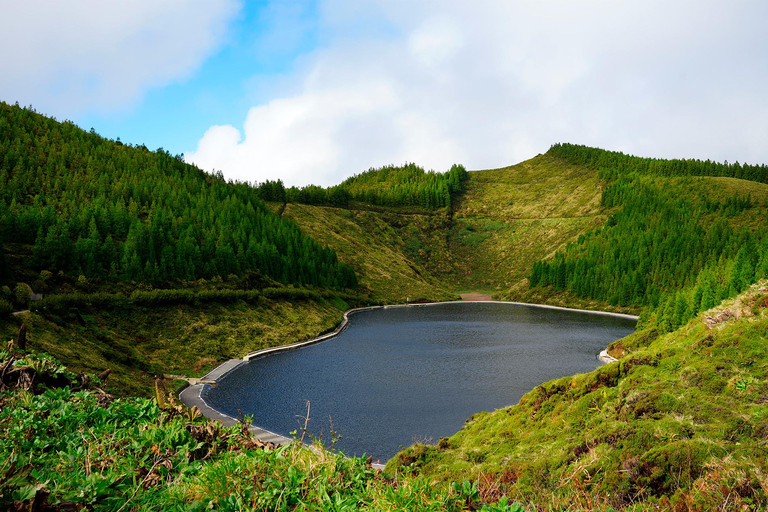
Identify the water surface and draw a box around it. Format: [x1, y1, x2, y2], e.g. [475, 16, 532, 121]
[205, 303, 635, 460]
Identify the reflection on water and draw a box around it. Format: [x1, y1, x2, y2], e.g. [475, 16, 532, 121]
[205, 303, 635, 460]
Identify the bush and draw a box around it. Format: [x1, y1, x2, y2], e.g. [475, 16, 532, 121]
[0, 298, 12, 316]
[263, 287, 321, 301]
[13, 283, 30, 309]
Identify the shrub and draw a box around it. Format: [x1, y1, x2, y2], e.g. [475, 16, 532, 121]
[263, 287, 321, 301]
[13, 283, 30, 309]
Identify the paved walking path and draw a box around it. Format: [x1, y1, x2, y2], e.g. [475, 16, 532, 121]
[178, 359, 290, 446]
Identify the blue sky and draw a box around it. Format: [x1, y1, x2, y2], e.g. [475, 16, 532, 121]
[2, 1, 768, 187]
[76, 1, 323, 156]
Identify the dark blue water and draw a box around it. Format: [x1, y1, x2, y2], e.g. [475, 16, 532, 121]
[204, 302, 635, 461]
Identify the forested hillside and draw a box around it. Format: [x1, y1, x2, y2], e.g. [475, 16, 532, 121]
[549, 142, 768, 183]
[529, 144, 768, 332]
[0, 102, 356, 294]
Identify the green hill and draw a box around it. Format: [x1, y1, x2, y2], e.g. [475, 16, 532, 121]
[276, 154, 611, 304]
[0, 101, 364, 396]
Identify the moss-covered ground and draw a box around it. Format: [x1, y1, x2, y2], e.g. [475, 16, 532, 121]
[390, 282, 768, 511]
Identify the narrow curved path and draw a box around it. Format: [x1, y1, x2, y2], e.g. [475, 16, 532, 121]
[178, 359, 290, 446]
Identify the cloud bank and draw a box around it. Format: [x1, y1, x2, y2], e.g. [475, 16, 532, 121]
[187, 0, 768, 187]
[0, 0, 239, 117]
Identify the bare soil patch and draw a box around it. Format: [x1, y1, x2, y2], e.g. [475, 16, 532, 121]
[460, 293, 493, 301]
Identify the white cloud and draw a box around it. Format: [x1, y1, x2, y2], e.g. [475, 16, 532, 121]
[0, 0, 240, 117]
[190, 0, 768, 186]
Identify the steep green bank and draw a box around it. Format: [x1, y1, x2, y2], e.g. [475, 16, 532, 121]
[280, 203, 456, 301]
[1, 295, 348, 397]
[449, 154, 606, 295]
[391, 282, 768, 511]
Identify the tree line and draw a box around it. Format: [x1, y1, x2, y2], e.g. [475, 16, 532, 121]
[548, 142, 768, 184]
[0, 102, 357, 291]
[254, 163, 468, 210]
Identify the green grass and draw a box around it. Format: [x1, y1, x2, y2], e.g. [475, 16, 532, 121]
[389, 282, 768, 511]
[448, 154, 607, 295]
[0, 296, 346, 397]
[282, 203, 458, 302]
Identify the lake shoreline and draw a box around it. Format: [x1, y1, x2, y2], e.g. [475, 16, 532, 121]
[178, 300, 637, 450]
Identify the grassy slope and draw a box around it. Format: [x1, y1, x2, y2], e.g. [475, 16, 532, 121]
[280, 203, 457, 302]
[1, 297, 345, 397]
[279, 154, 609, 304]
[390, 282, 768, 510]
[449, 154, 606, 295]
